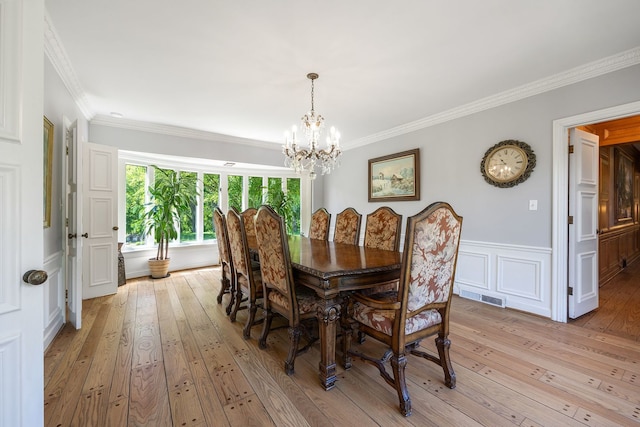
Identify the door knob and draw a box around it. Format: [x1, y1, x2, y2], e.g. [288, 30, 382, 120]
[23, 270, 48, 285]
[81, 233, 88, 238]
[68, 233, 77, 239]
[112, 226, 119, 231]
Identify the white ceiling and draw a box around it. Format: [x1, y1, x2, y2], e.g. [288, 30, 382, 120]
[45, 0, 640, 149]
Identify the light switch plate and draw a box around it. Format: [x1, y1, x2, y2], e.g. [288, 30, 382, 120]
[529, 200, 538, 211]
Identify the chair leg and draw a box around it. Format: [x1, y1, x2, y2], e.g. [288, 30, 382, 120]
[285, 326, 302, 375]
[435, 334, 456, 389]
[340, 315, 354, 369]
[229, 286, 243, 323]
[258, 308, 274, 349]
[216, 275, 228, 304]
[391, 354, 412, 417]
[225, 277, 236, 316]
[243, 298, 258, 339]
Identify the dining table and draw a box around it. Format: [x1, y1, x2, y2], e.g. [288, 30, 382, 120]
[249, 234, 402, 390]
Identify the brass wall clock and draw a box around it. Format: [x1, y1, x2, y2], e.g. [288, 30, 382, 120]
[481, 139, 536, 188]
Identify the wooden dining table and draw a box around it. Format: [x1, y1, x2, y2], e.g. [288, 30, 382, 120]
[250, 235, 402, 390]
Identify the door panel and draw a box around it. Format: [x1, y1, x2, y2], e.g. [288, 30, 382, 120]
[0, 0, 45, 424]
[569, 128, 600, 318]
[65, 122, 82, 327]
[82, 142, 118, 299]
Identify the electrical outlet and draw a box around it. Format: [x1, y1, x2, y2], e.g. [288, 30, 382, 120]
[529, 200, 538, 211]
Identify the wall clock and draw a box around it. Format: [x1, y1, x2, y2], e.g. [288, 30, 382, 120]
[480, 139, 536, 188]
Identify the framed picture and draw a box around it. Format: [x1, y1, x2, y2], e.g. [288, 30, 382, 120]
[43, 116, 54, 228]
[615, 148, 634, 224]
[368, 148, 420, 202]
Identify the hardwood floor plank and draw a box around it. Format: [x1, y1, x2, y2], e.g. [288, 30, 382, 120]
[128, 362, 172, 427]
[222, 394, 277, 427]
[70, 389, 109, 427]
[108, 282, 138, 403]
[189, 359, 231, 427]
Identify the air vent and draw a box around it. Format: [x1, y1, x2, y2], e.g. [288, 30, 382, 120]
[460, 290, 505, 308]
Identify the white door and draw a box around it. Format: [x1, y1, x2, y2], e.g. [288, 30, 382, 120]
[568, 128, 600, 318]
[65, 121, 82, 327]
[82, 142, 119, 299]
[0, 0, 45, 424]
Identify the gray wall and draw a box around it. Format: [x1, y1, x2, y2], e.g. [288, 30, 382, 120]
[324, 64, 640, 249]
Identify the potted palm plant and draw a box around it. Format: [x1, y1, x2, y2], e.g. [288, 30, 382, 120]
[144, 166, 198, 278]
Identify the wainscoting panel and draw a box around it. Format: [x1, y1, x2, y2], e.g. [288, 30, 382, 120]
[43, 251, 64, 349]
[455, 240, 552, 318]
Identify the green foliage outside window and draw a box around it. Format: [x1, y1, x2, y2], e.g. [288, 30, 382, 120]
[248, 176, 263, 208]
[179, 171, 198, 242]
[125, 164, 147, 245]
[227, 175, 243, 211]
[203, 173, 220, 240]
[286, 178, 301, 235]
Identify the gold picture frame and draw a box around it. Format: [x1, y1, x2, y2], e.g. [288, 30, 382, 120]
[368, 148, 420, 202]
[43, 116, 54, 228]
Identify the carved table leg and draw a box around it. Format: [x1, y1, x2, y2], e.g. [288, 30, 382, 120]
[316, 299, 340, 390]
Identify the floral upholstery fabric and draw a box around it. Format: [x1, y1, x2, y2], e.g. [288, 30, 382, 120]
[226, 212, 247, 277]
[364, 207, 401, 251]
[254, 210, 289, 295]
[333, 208, 361, 245]
[268, 288, 317, 315]
[241, 208, 257, 241]
[309, 208, 330, 240]
[213, 209, 231, 265]
[354, 205, 461, 336]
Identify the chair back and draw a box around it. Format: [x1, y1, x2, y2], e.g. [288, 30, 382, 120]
[333, 207, 362, 245]
[241, 207, 258, 242]
[213, 207, 233, 273]
[226, 208, 255, 293]
[254, 205, 299, 322]
[398, 202, 462, 339]
[309, 208, 331, 240]
[363, 206, 402, 251]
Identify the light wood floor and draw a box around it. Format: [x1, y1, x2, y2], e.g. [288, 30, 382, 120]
[45, 267, 640, 426]
[571, 259, 640, 341]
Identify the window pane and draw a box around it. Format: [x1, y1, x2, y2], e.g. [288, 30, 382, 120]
[287, 178, 301, 235]
[267, 177, 282, 203]
[203, 173, 220, 240]
[228, 175, 243, 212]
[248, 176, 263, 208]
[179, 171, 198, 242]
[125, 164, 147, 245]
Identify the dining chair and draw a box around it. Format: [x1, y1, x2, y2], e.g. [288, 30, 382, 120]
[226, 208, 263, 338]
[343, 202, 463, 416]
[241, 207, 258, 242]
[363, 206, 402, 251]
[213, 207, 235, 315]
[308, 207, 331, 240]
[333, 207, 362, 245]
[254, 205, 320, 375]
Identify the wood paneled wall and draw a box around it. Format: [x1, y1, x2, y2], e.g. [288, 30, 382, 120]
[598, 144, 640, 285]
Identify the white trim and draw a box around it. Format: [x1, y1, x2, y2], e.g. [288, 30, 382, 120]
[551, 100, 640, 323]
[348, 47, 640, 150]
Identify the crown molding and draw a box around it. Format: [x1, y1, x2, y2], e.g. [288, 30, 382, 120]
[91, 114, 278, 149]
[44, 11, 94, 120]
[345, 46, 640, 150]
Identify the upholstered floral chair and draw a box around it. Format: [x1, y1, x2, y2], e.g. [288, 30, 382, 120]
[227, 208, 263, 339]
[343, 202, 463, 417]
[213, 207, 235, 315]
[333, 207, 362, 245]
[254, 205, 320, 375]
[363, 206, 402, 251]
[241, 207, 258, 243]
[308, 208, 331, 240]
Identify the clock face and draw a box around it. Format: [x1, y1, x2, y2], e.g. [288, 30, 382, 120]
[480, 140, 536, 188]
[485, 145, 528, 182]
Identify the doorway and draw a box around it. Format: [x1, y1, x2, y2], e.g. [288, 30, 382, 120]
[551, 100, 640, 323]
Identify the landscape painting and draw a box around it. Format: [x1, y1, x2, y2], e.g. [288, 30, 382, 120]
[368, 149, 420, 202]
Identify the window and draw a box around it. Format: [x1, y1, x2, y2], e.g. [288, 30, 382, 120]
[227, 175, 243, 212]
[125, 164, 147, 245]
[179, 171, 198, 242]
[121, 154, 306, 249]
[203, 173, 220, 240]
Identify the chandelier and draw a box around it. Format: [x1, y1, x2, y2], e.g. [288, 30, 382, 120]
[283, 73, 341, 180]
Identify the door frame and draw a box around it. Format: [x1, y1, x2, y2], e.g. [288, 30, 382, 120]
[552, 100, 640, 322]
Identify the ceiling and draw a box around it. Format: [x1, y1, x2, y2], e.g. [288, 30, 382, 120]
[45, 1, 640, 150]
